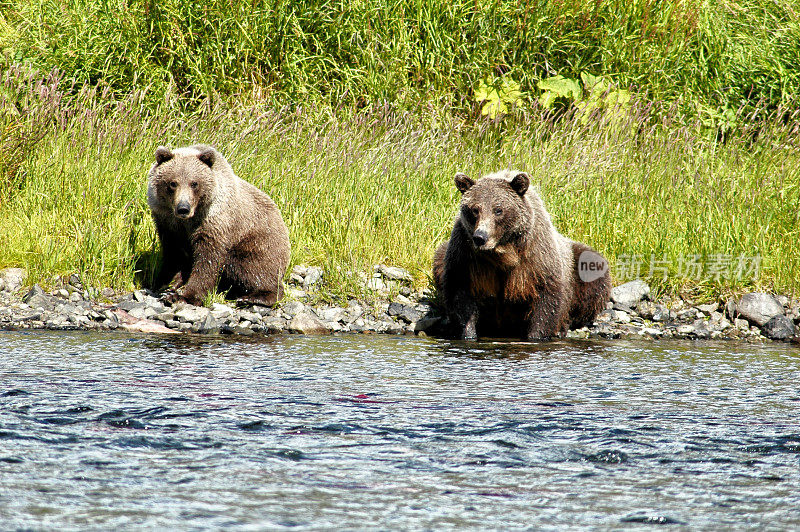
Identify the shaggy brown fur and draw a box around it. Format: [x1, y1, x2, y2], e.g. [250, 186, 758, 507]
[433, 170, 610, 340]
[147, 145, 290, 306]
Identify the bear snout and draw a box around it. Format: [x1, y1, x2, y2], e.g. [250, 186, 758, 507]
[175, 200, 193, 218]
[472, 229, 489, 248]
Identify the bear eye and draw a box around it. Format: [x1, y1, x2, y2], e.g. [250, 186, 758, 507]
[190, 181, 198, 190]
[167, 181, 178, 191]
[471, 207, 480, 218]
[493, 207, 503, 216]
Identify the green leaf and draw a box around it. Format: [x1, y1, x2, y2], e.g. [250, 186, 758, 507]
[580, 71, 601, 90]
[537, 75, 581, 100]
[481, 98, 508, 119]
[538, 90, 558, 109]
[500, 78, 522, 104]
[474, 80, 493, 103]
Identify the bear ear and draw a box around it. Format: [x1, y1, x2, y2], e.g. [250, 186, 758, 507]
[197, 148, 215, 168]
[454, 173, 475, 194]
[509, 172, 529, 196]
[155, 146, 173, 165]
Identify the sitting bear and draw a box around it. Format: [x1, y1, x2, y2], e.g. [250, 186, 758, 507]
[147, 145, 290, 306]
[433, 170, 610, 340]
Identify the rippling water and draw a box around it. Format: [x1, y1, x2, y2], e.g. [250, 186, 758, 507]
[1, 330, 799, 529]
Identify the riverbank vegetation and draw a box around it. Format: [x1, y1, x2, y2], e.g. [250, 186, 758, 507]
[1, 0, 798, 301]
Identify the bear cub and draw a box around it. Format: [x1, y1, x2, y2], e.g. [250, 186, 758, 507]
[147, 144, 290, 306]
[433, 170, 610, 340]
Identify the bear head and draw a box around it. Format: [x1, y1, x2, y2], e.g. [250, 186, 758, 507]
[454, 170, 531, 252]
[149, 145, 217, 220]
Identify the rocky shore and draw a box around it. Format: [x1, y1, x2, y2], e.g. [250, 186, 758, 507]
[0, 267, 798, 343]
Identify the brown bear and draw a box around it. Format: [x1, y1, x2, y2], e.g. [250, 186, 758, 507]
[433, 169, 610, 340]
[147, 144, 290, 307]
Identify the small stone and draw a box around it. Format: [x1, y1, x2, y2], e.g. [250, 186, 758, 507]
[303, 267, 323, 290]
[611, 280, 650, 307]
[132, 290, 147, 302]
[636, 301, 658, 319]
[263, 316, 287, 333]
[317, 307, 348, 323]
[291, 265, 308, 277]
[287, 311, 329, 335]
[129, 306, 157, 320]
[613, 310, 631, 324]
[117, 299, 144, 312]
[652, 305, 673, 322]
[725, 298, 737, 320]
[692, 319, 711, 339]
[365, 277, 388, 292]
[413, 316, 441, 332]
[174, 306, 210, 323]
[388, 302, 423, 323]
[677, 309, 698, 323]
[640, 327, 663, 337]
[0, 268, 27, 292]
[282, 301, 306, 317]
[100, 287, 115, 298]
[761, 315, 796, 340]
[68, 273, 83, 289]
[210, 303, 235, 320]
[697, 303, 718, 313]
[736, 293, 784, 326]
[375, 264, 413, 282]
[197, 313, 219, 334]
[734, 318, 750, 330]
[775, 295, 790, 308]
[238, 310, 261, 324]
[289, 273, 304, 285]
[233, 325, 255, 336]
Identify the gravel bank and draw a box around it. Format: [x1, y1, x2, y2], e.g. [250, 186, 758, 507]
[1, 267, 798, 343]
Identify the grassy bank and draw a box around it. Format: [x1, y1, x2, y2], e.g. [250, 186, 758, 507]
[2, 0, 799, 120]
[1, 69, 798, 302]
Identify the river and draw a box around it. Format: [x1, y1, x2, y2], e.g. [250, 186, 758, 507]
[1, 330, 799, 529]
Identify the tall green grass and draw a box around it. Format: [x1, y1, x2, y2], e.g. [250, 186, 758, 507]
[3, 0, 799, 119]
[1, 69, 798, 301]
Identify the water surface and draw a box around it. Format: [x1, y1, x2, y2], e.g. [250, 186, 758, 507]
[1, 331, 799, 529]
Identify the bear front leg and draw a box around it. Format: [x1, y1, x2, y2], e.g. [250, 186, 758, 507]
[176, 237, 225, 306]
[451, 290, 479, 340]
[525, 283, 565, 340]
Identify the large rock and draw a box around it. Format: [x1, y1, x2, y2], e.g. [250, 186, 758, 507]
[387, 302, 423, 323]
[282, 301, 306, 317]
[22, 285, 53, 310]
[174, 305, 210, 323]
[0, 268, 27, 292]
[761, 315, 796, 340]
[611, 280, 650, 307]
[375, 264, 413, 282]
[287, 311, 329, 334]
[736, 293, 784, 326]
[196, 313, 220, 334]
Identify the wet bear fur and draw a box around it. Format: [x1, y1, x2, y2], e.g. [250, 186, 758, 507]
[433, 170, 610, 340]
[147, 144, 290, 306]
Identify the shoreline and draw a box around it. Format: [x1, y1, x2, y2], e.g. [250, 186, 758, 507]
[1, 267, 798, 343]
